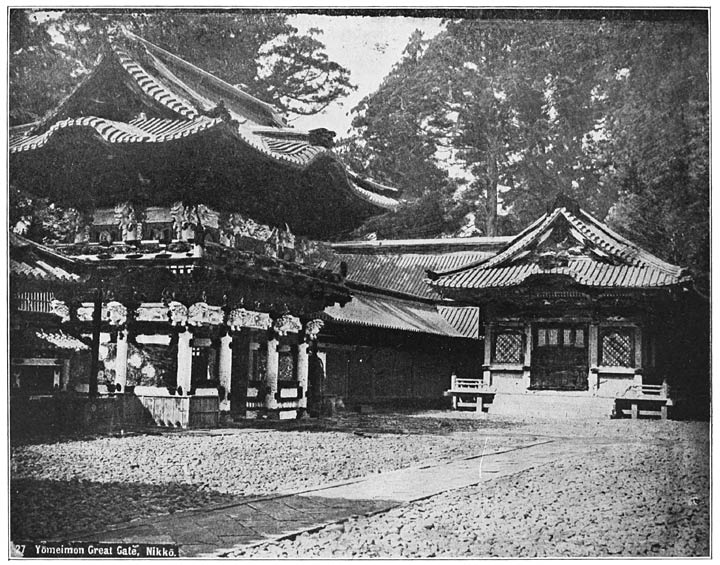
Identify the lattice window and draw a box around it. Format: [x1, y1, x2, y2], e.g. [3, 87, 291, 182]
[601, 329, 634, 367]
[493, 331, 524, 364]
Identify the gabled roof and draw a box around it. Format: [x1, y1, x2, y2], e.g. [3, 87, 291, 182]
[9, 30, 400, 237]
[428, 204, 690, 291]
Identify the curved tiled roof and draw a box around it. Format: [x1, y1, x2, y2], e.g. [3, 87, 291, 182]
[114, 46, 199, 119]
[9, 115, 223, 154]
[10, 31, 400, 213]
[10, 233, 82, 283]
[429, 206, 689, 291]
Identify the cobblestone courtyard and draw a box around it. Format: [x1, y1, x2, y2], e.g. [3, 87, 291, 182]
[11, 413, 709, 558]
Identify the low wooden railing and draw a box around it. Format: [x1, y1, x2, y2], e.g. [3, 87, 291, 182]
[616, 380, 671, 419]
[623, 381, 669, 399]
[445, 375, 495, 412]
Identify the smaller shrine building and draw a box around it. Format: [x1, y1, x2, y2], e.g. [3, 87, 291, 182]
[428, 197, 708, 419]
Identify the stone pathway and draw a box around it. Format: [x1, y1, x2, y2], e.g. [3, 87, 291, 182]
[68, 437, 607, 557]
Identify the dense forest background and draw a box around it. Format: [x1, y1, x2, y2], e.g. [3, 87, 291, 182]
[9, 10, 709, 290]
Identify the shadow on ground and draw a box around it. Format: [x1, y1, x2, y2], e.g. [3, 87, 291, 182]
[11, 477, 397, 558]
[11, 478, 249, 541]
[226, 410, 519, 436]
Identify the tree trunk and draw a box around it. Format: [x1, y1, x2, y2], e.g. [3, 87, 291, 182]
[485, 150, 499, 237]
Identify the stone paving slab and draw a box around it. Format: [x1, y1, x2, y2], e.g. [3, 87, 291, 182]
[72, 438, 607, 558]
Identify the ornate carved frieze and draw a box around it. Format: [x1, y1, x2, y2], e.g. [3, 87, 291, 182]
[304, 319, 324, 341]
[105, 301, 128, 326]
[170, 202, 215, 241]
[227, 308, 272, 331]
[50, 299, 71, 323]
[188, 302, 225, 327]
[167, 301, 189, 326]
[273, 314, 302, 336]
[135, 303, 170, 323]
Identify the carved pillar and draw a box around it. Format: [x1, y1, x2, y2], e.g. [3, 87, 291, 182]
[176, 329, 193, 394]
[265, 336, 279, 410]
[115, 329, 129, 392]
[218, 333, 233, 411]
[297, 342, 309, 411]
[300, 319, 323, 415]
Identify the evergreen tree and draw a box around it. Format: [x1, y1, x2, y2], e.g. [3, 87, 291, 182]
[342, 16, 708, 282]
[10, 9, 354, 125]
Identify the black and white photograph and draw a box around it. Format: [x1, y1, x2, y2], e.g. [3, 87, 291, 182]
[8, 7, 710, 558]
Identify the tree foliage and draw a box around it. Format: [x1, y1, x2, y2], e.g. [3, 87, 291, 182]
[10, 9, 354, 125]
[601, 22, 709, 283]
[341, 16, 708, 281]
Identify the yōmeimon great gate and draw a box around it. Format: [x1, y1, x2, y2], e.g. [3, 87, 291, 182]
[9, 30, 399, 427]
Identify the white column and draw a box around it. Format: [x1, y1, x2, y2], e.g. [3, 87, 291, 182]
[176, 329, 193, 394]
[297, 342, 310, 410]
[218, 333, 232, 411]
[265, 337, 279, 410]
[589, 324, 599, 392]
[115, 330, 129, 392]
[634, 326, 643, 386]
[482, 324, 493, 387]
[523, 324, 532, 389]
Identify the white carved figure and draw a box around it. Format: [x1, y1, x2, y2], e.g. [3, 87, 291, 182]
[114, 201, 139, 240]
[188, 302, 224, 326]
[50, 299, 71, 323]
[76, 304, 97, 322]
[135, 303, 169, 322]
[168, 301, 189, 326]
[273, 314, 302, 336]
[227, 308, 272, 331]
[105, 300, 128, 326]
[304, 318, 325, 341]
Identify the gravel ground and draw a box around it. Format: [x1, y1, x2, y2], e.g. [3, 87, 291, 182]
[11, 413, 709, 557]
[11, 415, 527, 540]
[233, 422, 709, 558]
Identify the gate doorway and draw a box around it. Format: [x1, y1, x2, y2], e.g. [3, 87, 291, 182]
[531, 325, 589, 390]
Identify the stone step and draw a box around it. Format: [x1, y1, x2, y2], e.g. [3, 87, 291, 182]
[487, 392, 616, 420]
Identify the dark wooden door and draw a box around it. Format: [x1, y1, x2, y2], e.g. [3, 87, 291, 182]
[531, 325, 589, 391]
[191, 346, 212, 389]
